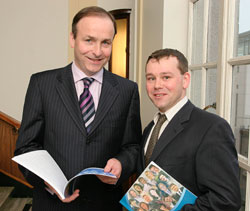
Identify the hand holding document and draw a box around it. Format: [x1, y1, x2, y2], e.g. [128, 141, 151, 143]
[44, 181, 80, 203]
[120, 161, 197, 211]
[12, 150, 116, 200]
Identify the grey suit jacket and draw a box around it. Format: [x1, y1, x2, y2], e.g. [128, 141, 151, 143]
[138, 101, 241, 211]
[15, 64, 142, 211]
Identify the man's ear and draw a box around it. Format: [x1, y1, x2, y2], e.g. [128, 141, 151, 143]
[183, 72, 190, 89]
[69, 32, 75, 48]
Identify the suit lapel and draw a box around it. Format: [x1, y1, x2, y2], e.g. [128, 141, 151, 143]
[55, 64, 87, 136]
[88, 69, 119, 134]
[141, 121, 154, 167]
[142, 121, 154, 148]
[151, 101, 194, 161]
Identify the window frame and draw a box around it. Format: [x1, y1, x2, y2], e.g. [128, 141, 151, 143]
[188, 0, 250, 210]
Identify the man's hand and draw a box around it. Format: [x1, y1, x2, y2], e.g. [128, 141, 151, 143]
[44, 181, 80, 203]
[97, 158, 122, 185]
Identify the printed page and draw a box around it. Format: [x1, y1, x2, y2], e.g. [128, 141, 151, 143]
[12, 150, 68, 199]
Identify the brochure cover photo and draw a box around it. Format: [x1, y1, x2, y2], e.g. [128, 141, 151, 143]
[120, 161, 197, 211]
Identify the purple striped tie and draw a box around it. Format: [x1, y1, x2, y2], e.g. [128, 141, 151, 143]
[79, 78, 95, 133]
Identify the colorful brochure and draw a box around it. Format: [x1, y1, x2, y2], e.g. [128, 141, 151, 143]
[120, 161, 197, 211]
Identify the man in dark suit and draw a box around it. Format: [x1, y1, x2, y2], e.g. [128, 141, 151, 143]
[14, 6, 141, 211]
[137, 48, 241, 210]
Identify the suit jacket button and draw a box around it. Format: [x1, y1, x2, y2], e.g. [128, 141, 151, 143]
[86, 139, 90, 144]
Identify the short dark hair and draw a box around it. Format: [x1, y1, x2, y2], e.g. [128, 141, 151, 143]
[72, 6, 117, 39]
[146, 48, 188, 74]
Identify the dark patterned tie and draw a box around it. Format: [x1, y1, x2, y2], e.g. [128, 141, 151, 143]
[145, 114, 167, 165]
[79, 78, 95, 133]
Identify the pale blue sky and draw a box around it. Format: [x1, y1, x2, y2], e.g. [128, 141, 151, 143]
[239, 0, 250, 33]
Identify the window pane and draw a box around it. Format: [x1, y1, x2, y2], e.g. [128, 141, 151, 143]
[234, 0, 250, 57]
[207, 0, 220, 62]
[192, 0, 204, 64]
[190, 69, 202, 108]
[231, 65, 250, 158]
[239, 168, 247, 211]
[205, 68, 217, 114]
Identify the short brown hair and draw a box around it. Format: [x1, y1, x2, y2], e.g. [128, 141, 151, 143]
[72, 6, 117, 39]
[146, 48, 188, 74]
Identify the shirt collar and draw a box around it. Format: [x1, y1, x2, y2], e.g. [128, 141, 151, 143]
[71, 61, 103, 84]
[153, 96, 188, 123]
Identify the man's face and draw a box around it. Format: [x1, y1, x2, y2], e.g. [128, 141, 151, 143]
[139, 178, 146, 184]
[159, 174, 169, 182]
[146, 56, 190, 112]
[143, 195, 152, 202]
[70, 15, 114, 76]
[145, 171, 155, 180]
[159, 183, 167, 191]
[170, 184, 179, 192]
[150, 166, 159, 173]
[134, 185, 142, 192]
[140, 203, 149, 210]
[129, 190, 137, 197]
[130, 200, 137, 207]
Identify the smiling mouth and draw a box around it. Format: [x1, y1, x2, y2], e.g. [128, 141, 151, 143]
[154, 94, 165, 97]
[88, 57, 103, 63]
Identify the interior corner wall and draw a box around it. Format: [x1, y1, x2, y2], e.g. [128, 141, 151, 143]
[0, 0, 69, 121]
[138, 0, 189, 128]
[139, 0, 164, 128]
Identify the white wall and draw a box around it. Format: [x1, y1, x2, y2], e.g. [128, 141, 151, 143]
[139, 0, 164, 127]
[0, 0, 189, 127]
[0, 0, 68, 120]
[139, 0, 189, 128]
[163, 0, 189, 55]
[97, 0, 189, 128]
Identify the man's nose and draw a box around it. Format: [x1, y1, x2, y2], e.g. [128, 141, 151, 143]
[93, 44, 102, 57]
[154, 78, 163, 88]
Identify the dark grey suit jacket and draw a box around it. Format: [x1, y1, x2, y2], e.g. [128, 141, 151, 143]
[15, 64, 142, 211]
[137, 101, 241, 211]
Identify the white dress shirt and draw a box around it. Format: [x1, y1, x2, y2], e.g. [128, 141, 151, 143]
[144, 96, 188, 154]
[71, 61, 103, 111]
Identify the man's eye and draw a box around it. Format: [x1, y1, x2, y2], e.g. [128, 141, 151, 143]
[147, 77, 155, 81]
[103, 41, 111, 46]
[163, 76, 169, 80]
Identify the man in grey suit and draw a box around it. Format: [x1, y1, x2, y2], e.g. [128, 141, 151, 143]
[137, 48, 241, 210]
[15, 6, 141, 211]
